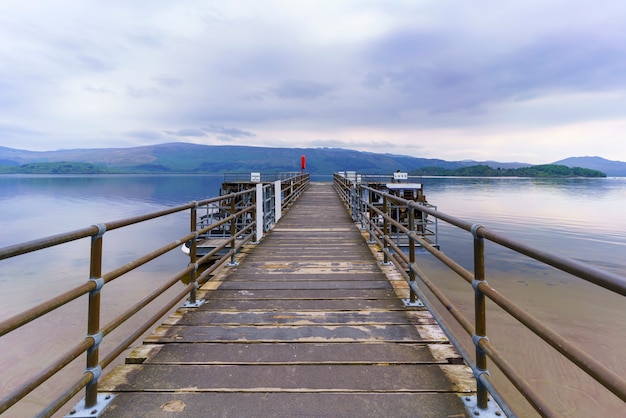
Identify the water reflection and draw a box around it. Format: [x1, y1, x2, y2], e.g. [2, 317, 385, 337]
[1, 175, 625, 416]
[424, 177, 626, 261]
[0, 175, 220, 416]
[417, 176, 626, 417]
[0, 174, 225, 206]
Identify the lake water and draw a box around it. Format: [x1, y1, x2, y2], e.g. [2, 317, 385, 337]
[1, 174, 625, 417]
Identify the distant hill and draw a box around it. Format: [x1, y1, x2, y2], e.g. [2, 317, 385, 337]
[553, 156, 626, 177]
[0, 143, 624, 175]
[4, 161, 111, 174]
[0, 143, 530, 175]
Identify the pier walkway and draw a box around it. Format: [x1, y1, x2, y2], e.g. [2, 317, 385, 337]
[98, 183, 470, 417]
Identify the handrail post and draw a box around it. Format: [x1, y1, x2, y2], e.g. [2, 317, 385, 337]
[358, 185, 366, 230]
[383, 195, 389, 264]
[85, 226, 104, 409]
[472, 224, 489, 410]
[189, 202, 198, 304]
[368, 188, 374, 242]
[255, 183, 263, 243]
[230, 194, 237, 265]
[408, 207, 417, 303]
[352, 183, 356, 219]
[274, 180, 282, 223]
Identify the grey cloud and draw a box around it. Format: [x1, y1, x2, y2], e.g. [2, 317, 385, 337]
[493, 32, 626, 94]
[153, 75, 183, 88]
[360, 25, 626, 115]
[361, 72, 386, 90]
[366, 28, 448, 67]
[24, 21, 117, 74]
[0, 123, 41, 137]
[0, 78, 23, 108]
[308, 138, 399, 151]
[124, 130, 164, 140]
[202, 126, 255, 138]
[358, 28, 496, 113]
[84, 85, 115, 95]
[76, 54, 115, 72]
[271, 80, 336, 100]
[387, 66, 486, 113]
[216, 135, 236, 142]
[164, 128, 206, 137]
[197, 6, 230, 27]
[125, 30, 164, 48]
[126, 85, 160, 98]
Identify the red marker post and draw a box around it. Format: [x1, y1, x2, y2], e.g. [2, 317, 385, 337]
[300, 155, 306, 183]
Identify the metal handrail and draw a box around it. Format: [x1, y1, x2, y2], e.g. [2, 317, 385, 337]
[0, 172, 309, 417]
[333, 173, 626, 417]
[223, 171, 302, 183]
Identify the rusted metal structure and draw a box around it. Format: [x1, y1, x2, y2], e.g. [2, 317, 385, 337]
[182, 172, 303, 261]
[338, 171, 439, 250]
[0, 173, 308, 417]
[96, 182, 473, 417]
[334, 172, 626, 417]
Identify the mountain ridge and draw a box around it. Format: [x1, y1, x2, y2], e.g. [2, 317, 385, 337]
[553, 156, 626, 177]
[1, 143, 624, 176]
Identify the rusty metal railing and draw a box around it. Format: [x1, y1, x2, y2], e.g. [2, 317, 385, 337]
[0, 173, 309, 417]
[334, 173, 626, 418]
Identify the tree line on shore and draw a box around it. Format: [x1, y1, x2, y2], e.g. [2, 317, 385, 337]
[0, 161, 607, 177]
[410, 164, 606, 177]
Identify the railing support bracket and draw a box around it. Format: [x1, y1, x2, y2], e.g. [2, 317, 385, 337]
[402, 298, 424, 308]
[182, 299, 205, 308]
[461, 395, 504, 417]
[64, 393, 115, 418]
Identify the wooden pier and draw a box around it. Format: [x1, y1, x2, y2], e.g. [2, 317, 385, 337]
[98, 183, 472, 417]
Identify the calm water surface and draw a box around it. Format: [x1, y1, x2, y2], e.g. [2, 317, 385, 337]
[420, 176, 626, 417]
[0, 174, 624, 417]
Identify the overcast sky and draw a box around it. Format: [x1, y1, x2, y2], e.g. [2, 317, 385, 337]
[1, 1, 626, 163]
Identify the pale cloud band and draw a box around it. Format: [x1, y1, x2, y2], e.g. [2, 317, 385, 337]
[1, 0, 625, 163]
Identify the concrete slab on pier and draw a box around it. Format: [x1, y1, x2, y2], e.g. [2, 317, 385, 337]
[99, 183, 471, 417]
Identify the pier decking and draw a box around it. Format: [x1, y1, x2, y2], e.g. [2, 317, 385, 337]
[98, 183, 471, 417]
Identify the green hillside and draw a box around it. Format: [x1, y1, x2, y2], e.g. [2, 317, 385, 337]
[0, 161, 111, 174]
[0, 143, 620, 176]
[0, 143, 453, 174]
[410, 164, 606, 177]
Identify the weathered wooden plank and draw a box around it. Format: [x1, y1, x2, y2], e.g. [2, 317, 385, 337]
[249, 238, 368, 244]
[204, 289, 398, 300]
[100, 364, 455, 392]
[224, 273, 387, 282]
[228, 266, 385, 274]
[171, 310, 436, 326]
[216, 280, 392, 290]
[144, 324, 425, 343]
[231, 261, 381, 269]
[100, 392, 469, 418]
[141, 342, 442, 365]
[244, 235, 369, 241]
[198, 298, 406, 311]
[243, 252, 374, 260]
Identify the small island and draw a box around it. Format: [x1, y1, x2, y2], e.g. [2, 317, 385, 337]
[0, 162, 112, 174]
[410, 164, 606, 178]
